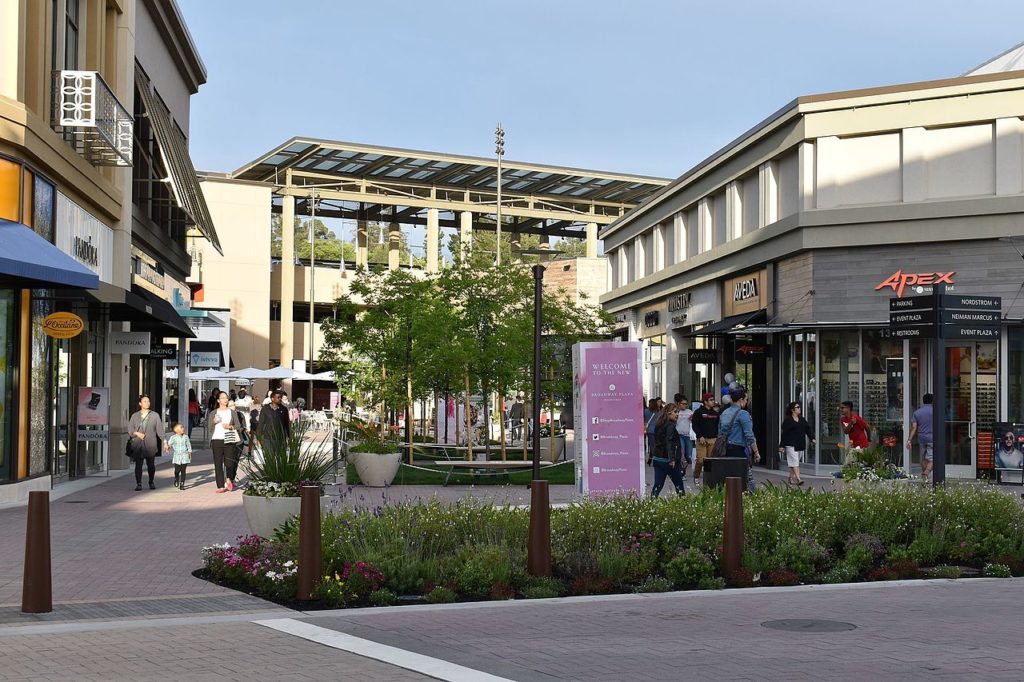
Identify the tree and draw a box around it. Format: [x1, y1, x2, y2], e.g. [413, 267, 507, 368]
[447, 230, 547, 269]
[271, 215, 356, 263]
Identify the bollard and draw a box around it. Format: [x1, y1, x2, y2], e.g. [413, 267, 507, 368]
[721, 477, 744, 580]
[22, 490, 52, 613]
[527, 480, 551, 576]
[296, 485, 322, 601]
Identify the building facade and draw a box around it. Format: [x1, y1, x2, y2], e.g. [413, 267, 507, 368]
[601, 67, 1024, 478]
[0, 0, 217, 503]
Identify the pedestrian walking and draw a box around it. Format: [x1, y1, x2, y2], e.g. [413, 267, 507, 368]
[839, 401, 871, 449]
[256, 388, 291, 445]
[644, 398, 660, 465]
[127, 394, 168, 491]
[674, 393, 695, 470]
[207, 391, 244, 493]
[509, 395, 525, 444]
[651, 404, 686, 497]
[691, 392, 720, 483]
[167, 422, 192, 490]
[717, 387, 761, 492]
[779, 401, 815, 485]
[906, 394, 934, 484]
[187, 388, 201, 434]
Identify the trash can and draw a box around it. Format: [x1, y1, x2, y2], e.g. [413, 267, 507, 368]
[703, 457, 749, 489]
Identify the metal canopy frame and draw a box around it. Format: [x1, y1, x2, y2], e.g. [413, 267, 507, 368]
[232, 137, 670, 239]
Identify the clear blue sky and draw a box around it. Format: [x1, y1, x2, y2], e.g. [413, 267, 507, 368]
[179, 0, 1022, 180]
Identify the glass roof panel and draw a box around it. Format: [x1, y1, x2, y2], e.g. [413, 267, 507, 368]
[569, 187, 593, 196]
[314, 160, 340, 170]
[262, 154, 290, 166]
[360, 153, 382, 161]
[385, 168, 411, 178]
[409, 158, 430, 166]
[283, 142, 313, 153]
[338, 162, 364, 173]
[410, 170, 434, 180]
[430, 161, 453, 169]
[549, 185, 574, 194]
[447, 174, 469, 184]
[508, 181, 531, 190]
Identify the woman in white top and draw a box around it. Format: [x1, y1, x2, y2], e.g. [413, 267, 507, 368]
[206, 390, 242, 493]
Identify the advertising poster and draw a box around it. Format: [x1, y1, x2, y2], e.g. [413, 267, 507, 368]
[77, 387, 109, 426]
[993, 423, 1024, 483]
[573, 341, 645, 497]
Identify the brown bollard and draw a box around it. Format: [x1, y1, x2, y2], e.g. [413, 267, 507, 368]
[22, 490, 52, 613]
[527, 480, 551, 576]
[721, 477, 744, 581]
[296, 486, 322, 601]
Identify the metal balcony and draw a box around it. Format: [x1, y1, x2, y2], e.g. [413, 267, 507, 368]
[51, 70, 133, 167]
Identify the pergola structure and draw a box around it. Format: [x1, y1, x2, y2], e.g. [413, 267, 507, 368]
[232, 137, 670, 270]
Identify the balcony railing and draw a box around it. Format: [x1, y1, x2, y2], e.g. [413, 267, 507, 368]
[51, 70, 133, 167]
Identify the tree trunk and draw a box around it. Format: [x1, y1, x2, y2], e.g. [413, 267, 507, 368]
[464, 367, 472, 461]
[498, 382, 507, 461]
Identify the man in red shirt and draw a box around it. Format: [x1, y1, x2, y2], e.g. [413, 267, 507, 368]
[839, 401, 871, 448]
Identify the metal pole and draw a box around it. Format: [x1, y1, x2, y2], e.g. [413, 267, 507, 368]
[531, 264, 543, 480]
[932, 284, 947, 487]
[296, 485, 322, 600]
[722, 477, 744, 579]
[495, 123, 504, 266]
[309, 192, 317, 408]
[22, 490, 52, 613]
[526, 262, 551, 576]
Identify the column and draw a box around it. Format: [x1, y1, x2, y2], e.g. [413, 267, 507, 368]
[280, 193, 295, 390]
[459, 211, 473, 262]
[510, 229, 521, 259]
[585, 222, 598, 258]
[388, 220, 401, 271]
[356, 204, 368, 268]
[426, 208, 439, 273]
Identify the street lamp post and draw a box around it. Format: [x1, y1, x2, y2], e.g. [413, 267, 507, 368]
[308, 190, 319, 408]
[495, 123, 505, 266]
[520, 245, 562, 576]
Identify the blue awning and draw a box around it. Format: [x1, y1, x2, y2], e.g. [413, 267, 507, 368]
[0, 219, 99, 289]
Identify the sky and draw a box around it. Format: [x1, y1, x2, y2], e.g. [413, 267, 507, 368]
[177, 0, 1024, 181]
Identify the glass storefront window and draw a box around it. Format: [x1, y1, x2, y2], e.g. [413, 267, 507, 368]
[0, 291, 14, 481]
[29, 296, 54, 476]
[862, 330, 904, 463]
[646, 335, 666, 401]
[1009, 329, 1024, 422]
[820, 330, 860, 465]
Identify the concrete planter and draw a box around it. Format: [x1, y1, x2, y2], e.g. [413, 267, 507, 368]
[351, 451, 402, 487]
[242, 493, 331, 538]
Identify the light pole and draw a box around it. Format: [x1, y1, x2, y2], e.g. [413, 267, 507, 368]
[495, 123, 505, 266]
[308, 190, 319, 408]
[520, 245, 562, 576]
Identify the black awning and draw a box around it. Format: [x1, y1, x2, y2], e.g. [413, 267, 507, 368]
[686, 309, 766, 337]
[0, 219, 99, 289]
[109, 285, 195, 338]
[189, 340, 226, 368]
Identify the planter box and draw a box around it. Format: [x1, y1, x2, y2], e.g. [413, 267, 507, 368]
[351, 451, 402, 487]
[242, 493, 329, 538]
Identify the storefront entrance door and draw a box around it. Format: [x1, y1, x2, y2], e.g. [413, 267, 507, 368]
[944, 342, 998, 479]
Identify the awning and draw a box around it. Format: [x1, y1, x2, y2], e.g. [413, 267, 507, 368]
[134, 70, 222, 255]
[0, 219, 99, 289]
[189, 340, 226, 368]
[686, 310, 767, 337]
[109, 285, 195, 338]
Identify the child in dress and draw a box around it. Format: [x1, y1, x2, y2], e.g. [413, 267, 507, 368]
[168, 422, 192, 490]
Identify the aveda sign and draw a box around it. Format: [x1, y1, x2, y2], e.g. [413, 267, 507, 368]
[723, 269, 767, 316]
[41, 312, 85, 339]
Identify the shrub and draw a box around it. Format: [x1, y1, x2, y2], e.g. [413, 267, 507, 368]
[569, 575, 613, 596]
[698, 576, 727, 590]
[424, 586, 458, 604]
[907, 530, 946, 566]
[769, 536, 830, 581]
[843, 545, 877, 574]
[452, 545, 514, 599]
[983, 563, 1012, 578]
[977, 533, 1016, 562]
[634, 576, 673, 593]
[555, 550, 600, 582]
[821, 563, 860, 584]
[596, 551, 629, 586]
[314, 561, 386, 607]
[888, 559, 921, 579]
[992, 555, 1024, 577]
[521, 577, 566, 599]
[370, 589, 398, 607]
[665, 549, 716, 589]
[766, 568, 801, 586]
[727, 567, 754, 588]
[929, 565, 962, 580]
[866, 566, 900, 581]
[845, 533, 886, 560]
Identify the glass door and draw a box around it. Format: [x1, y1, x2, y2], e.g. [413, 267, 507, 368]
[944, 345, 975, 478]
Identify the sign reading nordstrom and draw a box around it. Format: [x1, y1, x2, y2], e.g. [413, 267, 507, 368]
[110, 331, 150, 355]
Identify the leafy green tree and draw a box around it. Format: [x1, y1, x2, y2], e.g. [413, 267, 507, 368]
[271, 215, 356, 262]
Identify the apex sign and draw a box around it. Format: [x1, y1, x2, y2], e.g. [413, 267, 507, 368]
[875, 270, 955, 298]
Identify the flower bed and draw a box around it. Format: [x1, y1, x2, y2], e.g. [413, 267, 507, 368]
[199, 485, 1024, 609]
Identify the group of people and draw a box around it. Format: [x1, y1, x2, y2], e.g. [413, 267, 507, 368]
[126, 387, 294, 493]
[643, 388, 819, 497]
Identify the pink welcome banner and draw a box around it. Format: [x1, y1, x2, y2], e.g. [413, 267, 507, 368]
[572, 342, 645, 497]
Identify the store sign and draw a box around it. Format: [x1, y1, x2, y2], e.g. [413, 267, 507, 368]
[190, 351, 220, 368]
[110, 331, 150, 355]
[611, 311, 629, 330]
[41, 311, 85, 339]
[56, 192, 114, 283]
[723, 269, 767, 317]
[572, 341, 645, 498]
[644, 311, 660, 328]
[77, 387, 109, 426]
[735, 343, 770, 360]
[875, 270, 955, 298]
[637, 301, 667, 338]
[147, 344, 177, 360]
[687, 348, 719, 364]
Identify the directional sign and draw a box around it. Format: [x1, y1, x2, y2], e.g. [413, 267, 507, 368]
[940, 310, 1000, 325]
[890, 310, 935, 325]
[940, 294, 1001, 311]
[889, 296, 934, 311]
[890, 326, 933, 339]
[941, 325, 1000, 340]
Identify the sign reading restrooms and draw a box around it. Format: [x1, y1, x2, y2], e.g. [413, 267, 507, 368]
[572, 341, 645, 497]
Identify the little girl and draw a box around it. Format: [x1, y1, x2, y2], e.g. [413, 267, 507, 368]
[168, 422, 192, 490]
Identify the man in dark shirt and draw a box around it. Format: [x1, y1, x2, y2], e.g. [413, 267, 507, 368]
[691, 392, 721, 482]
[256, 389, 291, 446]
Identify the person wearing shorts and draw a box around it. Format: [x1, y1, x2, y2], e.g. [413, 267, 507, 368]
[779, 401, 815, 485]
[907, 394, 934, 484]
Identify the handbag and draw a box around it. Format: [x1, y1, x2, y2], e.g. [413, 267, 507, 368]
[223, 427, 239, 444]
[711, 409, 741, 458]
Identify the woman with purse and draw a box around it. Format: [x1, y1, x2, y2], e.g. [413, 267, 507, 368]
[207, 391, 243, 493]
[651, 404, 686, 497]
[779, 401, 815, 486]
[127, 394, 168, 491]
[716, 387, 761, 492]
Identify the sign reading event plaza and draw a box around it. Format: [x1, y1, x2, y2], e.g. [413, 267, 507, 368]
[572, 341, 645, 497]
